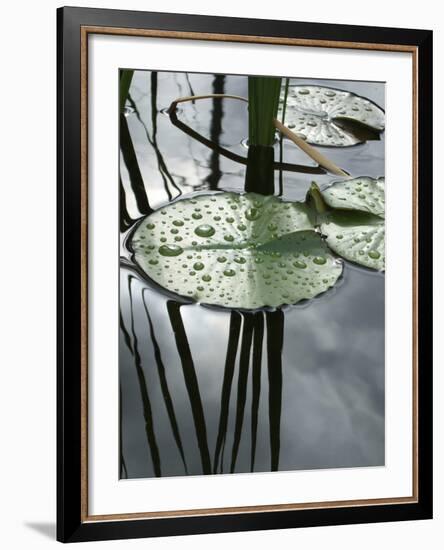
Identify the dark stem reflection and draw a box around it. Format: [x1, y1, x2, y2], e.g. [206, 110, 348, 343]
[213, 311, 241, 474]
[167, 301, 212, 475]
[127, 275, 161, 476]
[120, 276, 286, 477]
[205, 75, 225, 190]
[266, 310, 284, 471]
[142, 291, 188, 473]
[119, 114, 152, 216]
[250, 313, 264, 472]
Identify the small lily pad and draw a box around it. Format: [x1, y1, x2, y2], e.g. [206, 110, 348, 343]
[279, 85, 385, 147]
[320, 177, 385, 271]
[322, 176, 385, 217]
[130, 192, 343, 309]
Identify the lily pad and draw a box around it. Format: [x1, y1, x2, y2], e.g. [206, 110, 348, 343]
[322, 176, 385, 217]
[320, 177, 385, 271]
[130, 192, 343, 309]
[279, 85, 385, 147]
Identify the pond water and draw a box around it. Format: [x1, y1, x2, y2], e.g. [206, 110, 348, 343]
[119, 71, 385, 479]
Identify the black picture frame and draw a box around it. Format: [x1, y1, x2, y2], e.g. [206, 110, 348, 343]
[57, 6, 433, 543]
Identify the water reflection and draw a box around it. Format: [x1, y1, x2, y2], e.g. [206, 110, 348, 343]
[119, 71, 385, 479]
[126, 275, 160, 476]
[204, 75, 225, 190]
[120, 114, 152, 216]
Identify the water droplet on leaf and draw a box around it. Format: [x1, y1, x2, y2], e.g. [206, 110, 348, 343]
[195, 224, 215, 237]
[158, 244, 183, 257]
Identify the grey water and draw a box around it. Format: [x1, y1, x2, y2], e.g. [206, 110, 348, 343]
[119, 71, 385, 479]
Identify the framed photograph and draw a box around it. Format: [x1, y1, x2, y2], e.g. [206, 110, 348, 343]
[57, 6, 433, 543]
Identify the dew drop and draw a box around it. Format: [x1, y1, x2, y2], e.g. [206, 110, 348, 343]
[158, 244, 183, 257]
[245, 208, 261, 221]
[193, 262, 204, 271]
[192, 213, 203, 220]
[313, 256, 327, 265]
[368, 250, 381, 260]
[202, 274, 212, 282]
[223, 269, 236, 277]
[147, 223, 155, 230]
[294, 260, 307, 269]
[195, 224, 215, 238]
[217, 256, 227, 263]
[172, 220, 184, 227]
[224, 235, 234, 242]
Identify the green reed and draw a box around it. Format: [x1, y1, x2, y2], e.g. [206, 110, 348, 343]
[248, 76, 282, 147]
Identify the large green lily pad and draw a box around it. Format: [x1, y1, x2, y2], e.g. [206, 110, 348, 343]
[130, 192, 343, 309]
[320, 177, 385, 271]
[279, 85, 385, 147]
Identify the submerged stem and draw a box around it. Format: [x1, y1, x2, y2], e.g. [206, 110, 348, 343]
[168, 93, 247, 114]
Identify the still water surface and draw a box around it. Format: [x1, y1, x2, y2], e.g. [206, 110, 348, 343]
[119, 71, 385, 479]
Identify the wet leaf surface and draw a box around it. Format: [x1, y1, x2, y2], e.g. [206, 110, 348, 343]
[279, 85, 385, 147]
[131, 192, 343, 308]
[320, 177, 385, 270]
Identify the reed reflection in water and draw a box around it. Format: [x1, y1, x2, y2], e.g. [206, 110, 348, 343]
[120, 270, 288, 477]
